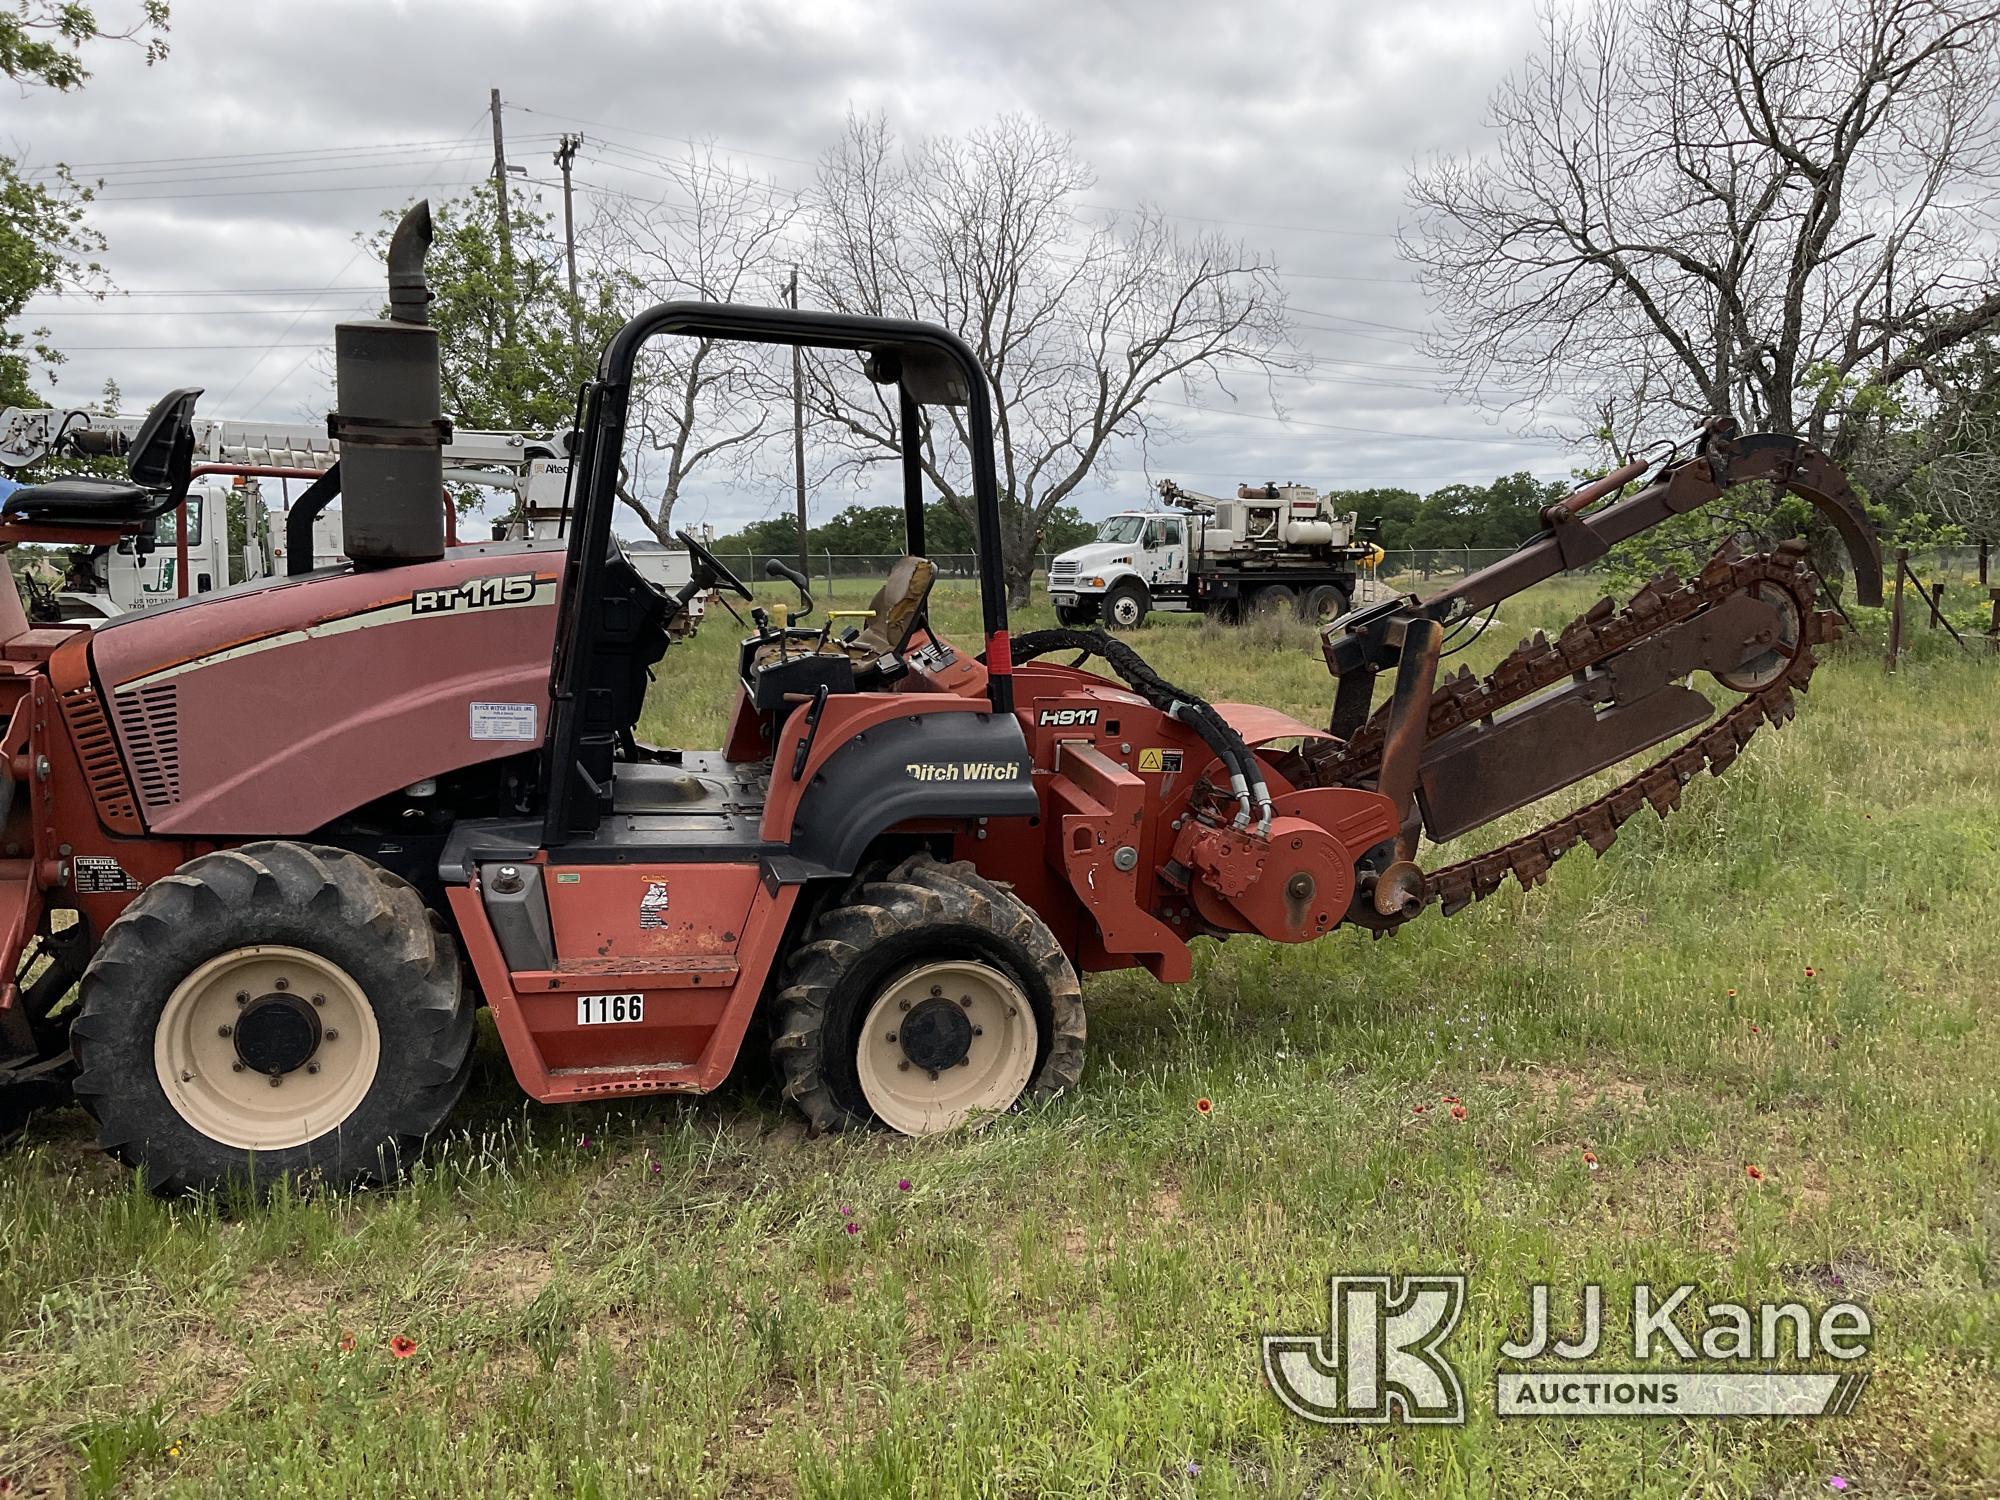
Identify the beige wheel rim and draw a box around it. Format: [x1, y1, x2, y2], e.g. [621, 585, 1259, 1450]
[855, 959, 1039, 1135]
[153, 945, 380, 1152]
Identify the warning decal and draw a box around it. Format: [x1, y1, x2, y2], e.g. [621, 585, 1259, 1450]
[1136, 748, 1185, 773]
[638, 880, 671, 929]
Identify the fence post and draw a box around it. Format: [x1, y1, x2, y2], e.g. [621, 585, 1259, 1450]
[1930, 581, 1945, 631]
[1989, 587, 1999, 653]
[1980, 537, 1990, 586]
[1886, 548, 1907, 672]
[823, 549, 833, 602]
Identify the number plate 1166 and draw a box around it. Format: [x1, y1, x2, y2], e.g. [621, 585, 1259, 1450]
[577, 993, 645, 1025]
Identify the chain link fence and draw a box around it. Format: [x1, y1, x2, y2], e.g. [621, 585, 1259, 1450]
[710, 552, 1060, 598]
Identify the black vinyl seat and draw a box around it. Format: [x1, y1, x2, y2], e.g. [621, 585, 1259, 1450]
[2, 476, 154, 520]
[1, 386, 201, 528]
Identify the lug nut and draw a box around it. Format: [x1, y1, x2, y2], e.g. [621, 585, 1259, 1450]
[898, 999, 910, 1012]
[958, 995, 972, 1008]
[898, 1061, 910, 1072]
[231, 1061, 244, 1072]
[886, 1032, 898, 1043]
[235, 991, 249, 1005]
[217, 1024, 233, 1038]
[927, 1069, 939, 1081]
[274, 977, 290, 991]
[306, 1063, 320, 1075]
[324, 1029, 338, 1041]
[972, 1027, 982, 1037]
[268, 1075, 282, 1088]
[311, 994, 325, 1007]
[180, 1070, 193, 1083]
[929, 985, 943, 998]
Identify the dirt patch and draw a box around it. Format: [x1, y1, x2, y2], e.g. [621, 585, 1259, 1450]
[1483, 1065, 1652, 1111]
[462, 1245, 557, 1315]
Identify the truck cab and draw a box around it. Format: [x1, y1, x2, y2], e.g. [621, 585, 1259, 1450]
[56, 480, 256, 620]
[1047, 511, 1188, 627]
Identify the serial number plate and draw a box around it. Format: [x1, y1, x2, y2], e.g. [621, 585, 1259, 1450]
[1051, 592, 1077, 606]
[576, 993, 645, 1025]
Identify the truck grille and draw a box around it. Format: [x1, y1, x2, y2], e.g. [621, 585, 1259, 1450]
[1049, 561, 1078, 584]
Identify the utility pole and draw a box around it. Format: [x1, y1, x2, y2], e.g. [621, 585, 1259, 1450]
[489, 88, 518, 345]
[789, 266, 808, 583]
[553, 133, 583, 351]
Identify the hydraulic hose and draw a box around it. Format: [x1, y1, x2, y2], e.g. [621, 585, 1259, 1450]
[1005, 627, 1275, 835]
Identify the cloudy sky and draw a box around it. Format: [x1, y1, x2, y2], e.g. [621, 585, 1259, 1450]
[11, 0, 1578, 534]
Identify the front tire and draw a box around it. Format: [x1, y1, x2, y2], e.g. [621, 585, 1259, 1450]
[1103, 580, 1150, 630]
[71, 842, 474, 1197]
[769, 856, 1084, 1134]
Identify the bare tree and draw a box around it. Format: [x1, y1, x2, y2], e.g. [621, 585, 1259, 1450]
[803, 113, 1295, 602]
[1406, 0, 2000, 502]
[586, 144, 800, 542]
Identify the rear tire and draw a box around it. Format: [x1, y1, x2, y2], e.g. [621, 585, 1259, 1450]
[1054, 601, 1098, 627]
[1103, 580, 1150, 630]
[1250, 584, 1298, 621]
[71, 842, 474, 1198]
[769, 855, 1084, 1135]
[1302, 583, 1351, 625]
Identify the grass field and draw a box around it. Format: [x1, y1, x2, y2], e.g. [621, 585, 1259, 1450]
[2, 574, 1996, 1497]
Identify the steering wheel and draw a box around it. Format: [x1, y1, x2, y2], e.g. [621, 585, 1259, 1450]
[675, 528, 752, 601]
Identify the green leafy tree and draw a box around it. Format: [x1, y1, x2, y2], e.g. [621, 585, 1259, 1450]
[1, 5, 171, 405]
[371, 183, 613, 435]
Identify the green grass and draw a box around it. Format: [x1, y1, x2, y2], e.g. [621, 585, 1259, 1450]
[2, 576, 1997, 1496]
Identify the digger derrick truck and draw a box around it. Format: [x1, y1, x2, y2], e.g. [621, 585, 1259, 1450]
[1047, 478, 1381, 629]
[0, 203, 1882, 1195]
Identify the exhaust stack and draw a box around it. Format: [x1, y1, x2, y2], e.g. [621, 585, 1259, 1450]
[330, 200, 449, 566]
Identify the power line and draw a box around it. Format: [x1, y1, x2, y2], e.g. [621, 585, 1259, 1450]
[1155, 399, 1549, 445]
[95, 173, 484, 203]
[222, 105, 491, 414]
[18, 134, 535, 178]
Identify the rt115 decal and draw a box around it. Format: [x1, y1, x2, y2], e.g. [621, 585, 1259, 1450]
[412, 573, 543, 615]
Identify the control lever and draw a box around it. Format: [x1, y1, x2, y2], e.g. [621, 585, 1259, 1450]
[763, 557, 815, 619]
[788, 684, 831, 780]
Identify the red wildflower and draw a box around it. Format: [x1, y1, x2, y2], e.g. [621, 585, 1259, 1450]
[1412, 1103, 1428, 1115]
[897, 1178, 912, 1192]
[1195, 1097, 1214, 1115]
[1441, 1094, 1461, 1104]
[1582, 1150, 1598, 1168]
[1748, 1024, 1760, 1034]
[1745, 1164, 1764, 1182]
[1449, 1104, 1468, 1122]
[1726, 988, 1737, 998]
[844, 1221, 860, 1235]
[388, 1335, 418, 1359]
[1804, 967, 1817, 979]
[338, 1332, 355, 1354]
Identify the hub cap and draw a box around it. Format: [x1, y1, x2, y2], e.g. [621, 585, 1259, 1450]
[855, 959, 1039, 1134]
[1109, 594, 1142, 627]
[153, 945, 380, 1151]
[1714, 583, 1801, 693]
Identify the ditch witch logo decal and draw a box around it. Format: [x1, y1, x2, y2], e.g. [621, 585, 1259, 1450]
[1263, 1277, 1872, 1424]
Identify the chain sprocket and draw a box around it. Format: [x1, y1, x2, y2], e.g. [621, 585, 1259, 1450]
[1303, 541, 1836, 926]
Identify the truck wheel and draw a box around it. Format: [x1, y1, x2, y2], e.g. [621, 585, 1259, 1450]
[770, 855, 1084, 1135]
[1103, 580, 1150, 630]
[71, 842, 474, 1198]
[1303, 583, 1351, 625]
[1250, 584, 1298, 621]
[1054, 601, 1098, 626]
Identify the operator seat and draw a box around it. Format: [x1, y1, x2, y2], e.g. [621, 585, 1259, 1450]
[852, 554, 936, 656]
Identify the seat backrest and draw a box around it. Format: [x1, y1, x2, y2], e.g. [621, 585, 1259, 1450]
[858, 555, 937, 655]
[126, 387, 202, 492]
